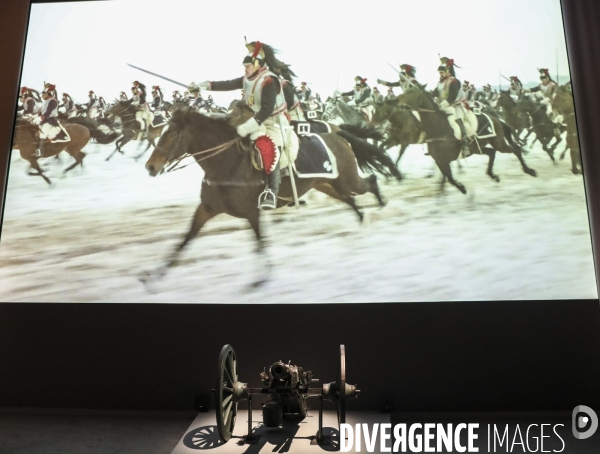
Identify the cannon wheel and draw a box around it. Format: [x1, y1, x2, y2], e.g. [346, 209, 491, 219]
[216, 344, 238, 442]
[337, 344, 346, 426]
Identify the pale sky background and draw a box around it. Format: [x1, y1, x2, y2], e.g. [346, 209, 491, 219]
[19, 0, 571, 107]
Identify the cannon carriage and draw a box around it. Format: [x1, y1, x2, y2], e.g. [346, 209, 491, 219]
[214, 344, 359, 444]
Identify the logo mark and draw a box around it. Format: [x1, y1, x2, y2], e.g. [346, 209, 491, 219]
[572, 405, 598, 440]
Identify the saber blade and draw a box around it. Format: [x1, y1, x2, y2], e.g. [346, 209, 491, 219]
[127, 63, 189, 88]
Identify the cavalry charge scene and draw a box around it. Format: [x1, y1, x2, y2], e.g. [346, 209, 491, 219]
[0, 0, 596, 303]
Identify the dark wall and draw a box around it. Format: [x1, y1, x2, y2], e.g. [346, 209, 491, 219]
[1, 0, 600, 413]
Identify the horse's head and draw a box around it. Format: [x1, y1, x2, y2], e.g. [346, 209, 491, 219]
[396, 85, 429, 111]
[515, 96, 536, 114]
[227, 101, 253, 127]
[106, 101, 133, 118]
[371, 100, 397, 126]
[145, 107, 195, 177]
[11, 116, 41, 151]
[552, 86, 574, 114]
[496, 90, 515, 107]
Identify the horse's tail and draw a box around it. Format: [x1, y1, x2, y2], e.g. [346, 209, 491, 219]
[338, 123, 385, 142]
[336, 130, 402, 181]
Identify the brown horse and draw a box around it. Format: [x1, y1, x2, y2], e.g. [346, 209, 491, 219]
[552, 85, 581, 174]
[141, 106, 388, 286]
[11, 116, 90, 185]
[104, 101, 167, 161]
[371, 100, 425, 170]
[396, 86, 536, 193]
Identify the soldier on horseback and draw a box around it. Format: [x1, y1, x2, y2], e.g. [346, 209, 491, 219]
[61, 93, 77, 118]
[527, 68, 558, 99]
[476, 84, 497, 105]
[297, 82, 311, 102]
[88, 90, 100, 119]
[20, 87, 41, 116]
[523, 69, 559, 118]
[98, 96, 107, 118]
[372, 87, 384, 105]
[337, 76, 374, 122]
[131, 81, 152, 138]
[385, 86, 397, 102]
[189, 88, 205, 112]
[432, 57, 474, 157]
[32, 86, 70, 156]
[43, 83, 58, 99]
[188, 40, 299, 210]
[151, 85, 164, 110]
[508, 76, 523, 99]
[172, 90, 182, 103]
[119, 91, 128, 101]
[378, 63, 419, 92]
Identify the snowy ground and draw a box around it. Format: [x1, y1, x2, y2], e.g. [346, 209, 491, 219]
[0, 134, 597, 303]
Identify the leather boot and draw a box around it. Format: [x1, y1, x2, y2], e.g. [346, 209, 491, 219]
[258, 161, 281, 211]
[456, 118, 472, 158]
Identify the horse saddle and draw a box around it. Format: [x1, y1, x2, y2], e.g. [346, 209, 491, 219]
[152, 113, 167, 128]
[292, 133, 338, 179]
[473, 111, 496, 139]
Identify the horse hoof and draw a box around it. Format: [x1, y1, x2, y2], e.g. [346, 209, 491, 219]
[527, 169, 537, 177]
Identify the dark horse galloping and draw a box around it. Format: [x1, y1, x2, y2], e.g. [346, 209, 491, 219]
[104, 101, 167, 161]
[142, 107, 389, 287]
[396, 86, 536, 194]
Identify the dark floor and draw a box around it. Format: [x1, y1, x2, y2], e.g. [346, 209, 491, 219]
[0, 408, 197, 454]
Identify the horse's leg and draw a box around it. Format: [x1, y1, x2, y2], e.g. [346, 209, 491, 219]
[63, 150, 86, 174]
[106, 136, 127, 161]
[570, 147, 581, 175]
[560, 142, 568, 160]
[140, 203, 217, 286]
[246, 211, 271, 288]
[314, 182, 364, 222]
[538, 132, 556, 163]
[395, 144, 408, 167]
[27, 158, 52, 185]
[133, 136, 154, 161]
[481, 146, 500, 182]
[435, 159, 466, 194]
[365, 174, 385, 206]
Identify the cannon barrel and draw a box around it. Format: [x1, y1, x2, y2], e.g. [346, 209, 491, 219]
[270, 361, 290, 380]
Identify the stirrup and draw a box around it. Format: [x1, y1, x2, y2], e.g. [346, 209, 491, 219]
[258, 189, 277, 211]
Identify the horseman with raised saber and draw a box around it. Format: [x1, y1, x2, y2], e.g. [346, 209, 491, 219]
[188, 40, 299, 210]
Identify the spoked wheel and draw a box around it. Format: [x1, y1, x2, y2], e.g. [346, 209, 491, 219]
[216, 344, 245, 442]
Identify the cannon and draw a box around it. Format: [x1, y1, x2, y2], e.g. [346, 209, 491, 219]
[214, 344, 359, 443]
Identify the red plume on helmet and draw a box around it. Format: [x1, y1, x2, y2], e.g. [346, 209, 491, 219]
[251, 41, 263, 59]
[20, 86, 28, 95]
[538, 68, 553, 82]
[400, 64, 416, 77]
[510, 76, 523, 87]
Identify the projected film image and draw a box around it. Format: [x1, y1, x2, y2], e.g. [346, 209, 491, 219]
[0, 0, 596, 303]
